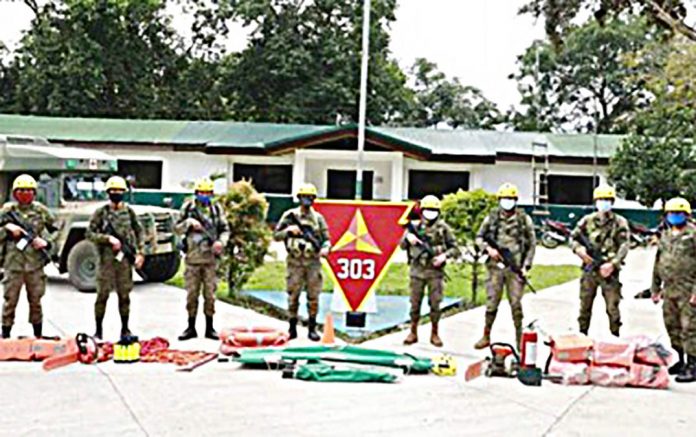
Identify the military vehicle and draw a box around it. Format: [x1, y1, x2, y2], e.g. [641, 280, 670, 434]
[0, 135, 180, 291]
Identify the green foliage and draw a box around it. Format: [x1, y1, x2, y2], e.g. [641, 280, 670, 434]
[509, 17, 654, 133]
[217, 179, 272, 295]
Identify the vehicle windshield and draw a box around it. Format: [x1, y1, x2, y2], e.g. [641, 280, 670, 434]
[63, 174, 110, 201]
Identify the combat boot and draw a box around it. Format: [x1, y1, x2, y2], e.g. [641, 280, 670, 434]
[669, 347, 685, 376]
[474, 329, 491, 350]
[32, 323, 42, 339]
[307, 317, 320, 342]
[120, 315, 132, 338]
[288, 318, 298, 339]
[675, 355, 696, 383]
[1, 325, 11, 339]
[403, 320, 418, 345]
[205, 316, 219, 340]
[178, 317, 198, 341]
[430, 322, 443, 347]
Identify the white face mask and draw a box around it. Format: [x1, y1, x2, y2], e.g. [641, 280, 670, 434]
[422, 209, 440, 221]
[596, 199, 613, 213]
[500, 198, 516, 211]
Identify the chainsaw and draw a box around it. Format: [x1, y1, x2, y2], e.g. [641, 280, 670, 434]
[465, 343, 519, 381]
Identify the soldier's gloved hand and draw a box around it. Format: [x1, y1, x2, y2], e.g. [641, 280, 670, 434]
[406, 233, 421, 246]
[689, 293, 696, 308]
[432, 253, 447, 268]
[285, 225, 302, 236]
[651, 292, 662, 304]
[108, 236, 122, 252]
[134, 254, 145, 269]
[212, 241, 224, 255]
[599, 262, 614, 278]
[188, 218, 203, 231]
[319, 247, 330, 258]
[486, 246, 500, 261]
[4, 223, 24, 238]
[31, 237, 48, 250]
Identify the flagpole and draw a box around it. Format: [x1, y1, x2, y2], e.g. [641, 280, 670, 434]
[356, 0, 371, 200]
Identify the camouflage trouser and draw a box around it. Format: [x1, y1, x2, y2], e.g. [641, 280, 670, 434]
[663, 287, 696, 356]
[286, 261, 322, 319]
[578, 270, 622, 336]
[95, 259, 133, 320]
[184, 262, 217, 317]
[409, 269, 444, 324]
[2, 268, 46, 325]
[484, 265, 524, 332]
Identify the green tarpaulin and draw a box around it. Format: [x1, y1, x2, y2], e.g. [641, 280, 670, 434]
[294, 362, 397, 383]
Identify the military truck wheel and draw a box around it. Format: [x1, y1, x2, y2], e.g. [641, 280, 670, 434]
[67, 240, 99, 292]
[139, 252, 181, 283]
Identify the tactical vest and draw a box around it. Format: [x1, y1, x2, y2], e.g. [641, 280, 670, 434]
[285, 209, 322, 259]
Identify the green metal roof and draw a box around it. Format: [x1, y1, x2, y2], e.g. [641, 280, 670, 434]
[0, 114, 624, 158]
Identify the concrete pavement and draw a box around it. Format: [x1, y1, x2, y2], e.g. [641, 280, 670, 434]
[1, 247, 695, 436]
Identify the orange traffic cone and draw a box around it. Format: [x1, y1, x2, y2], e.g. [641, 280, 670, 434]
[321, 313, 336, 345]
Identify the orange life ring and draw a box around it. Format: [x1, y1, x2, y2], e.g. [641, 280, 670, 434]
[219, 326, 289, 353]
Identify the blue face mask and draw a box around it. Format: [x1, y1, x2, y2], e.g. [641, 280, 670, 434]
[299, 196, 314, 207]
[196, 193, 211, 205]
[666, 212, 687, 227]
[595, 199, 613, 213]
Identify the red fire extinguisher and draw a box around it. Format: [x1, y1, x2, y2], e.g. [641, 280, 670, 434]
[520, 329, 538, 368]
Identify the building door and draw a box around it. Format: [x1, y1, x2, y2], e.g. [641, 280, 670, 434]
[326, 170, 374, 200]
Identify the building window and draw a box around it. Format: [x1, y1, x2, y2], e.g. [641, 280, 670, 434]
[118, 160, 163, 189]
[326, 170, 374, 200]
[547, 175, 596, 205]
[233, 163, 292, 194]
[407, 170, 470, 199]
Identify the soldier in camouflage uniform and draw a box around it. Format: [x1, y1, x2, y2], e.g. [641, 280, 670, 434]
[402, 195, 460, 347]
[571, 184, 630, 337]
[176, 178, 230, 341]
[474, 183, 536, 349]
[274, 183, 330, 341]
[651, 197, 696, 383]
[0, 174, 58, 339]
[87, 176, 145, 339]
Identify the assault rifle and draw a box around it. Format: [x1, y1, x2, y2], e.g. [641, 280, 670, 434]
[5, 210, 56, 264]
[575, 233, 605, 273]
[405, 221, 450, 279]
[103, 217, 140, 269]
[482, 233, 536, 293]
[287, 213, 322, 252]
[189, 207, 218, 246]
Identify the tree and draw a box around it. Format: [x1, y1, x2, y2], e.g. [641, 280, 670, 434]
[520, 0, 696, 47]
[508, 17, 654, 133]
[403, 58, 500, 129]
[440, 189, 497, 306]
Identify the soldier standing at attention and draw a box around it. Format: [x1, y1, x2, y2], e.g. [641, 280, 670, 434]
[651, 197, 696, 383]
[474, 183, 536, 350]
[176, 178, 230, 341]
[570, 184, 630, 337]
[0, 174, 57, 338]
[274, 183, 330, 341]
[401, 195, 460, 347]
[87, 176, 145, 339]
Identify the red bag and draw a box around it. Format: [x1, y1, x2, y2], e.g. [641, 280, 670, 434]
[547, 359, 590, 385]
[629, 363, 669, 389]
[592, 339, 635, 368]
[627, 336, 676, 367]
[589, 365, 631, 387]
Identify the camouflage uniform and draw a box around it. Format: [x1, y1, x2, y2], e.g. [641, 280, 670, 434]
[87, 204, 143, 322]
[476, 208, 536, 342]
[570, 212, 630, 336]
[274, 207, 330, 320]
[0, 202, 57, 330]
[401, 220, 460, 326]
[651, 224, 696, 358]
[175, 200, 230, 318]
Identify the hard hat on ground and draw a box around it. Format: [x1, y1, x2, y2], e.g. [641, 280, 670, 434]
[12, 174, 38, 191]
[497, 183, 519, 198]
[431, 354, 457, 376]
[105, 176, 128, 191]
[420, 195, 441, 210]
[665, 197, 691, 214]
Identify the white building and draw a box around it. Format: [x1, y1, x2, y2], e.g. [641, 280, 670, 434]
[0, 114, 622, 219]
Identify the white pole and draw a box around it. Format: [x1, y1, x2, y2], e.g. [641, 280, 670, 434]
[356, 0, 371, 200]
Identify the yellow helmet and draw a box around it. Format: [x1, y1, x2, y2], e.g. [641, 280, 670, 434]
[194, 178, 214, 192]
[297, 183, 318, 197]
[593, 184, 616, 200]
[105, 176, 128, 191]
[497, 183, 519, 198]
[420, 195, 441, 210]
[431, 354, 457, 376]
[12, 174, 37, 191]
[665, 197, 692, 214]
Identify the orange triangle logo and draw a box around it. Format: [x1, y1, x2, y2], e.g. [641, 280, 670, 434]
[332, 209, 382, 254]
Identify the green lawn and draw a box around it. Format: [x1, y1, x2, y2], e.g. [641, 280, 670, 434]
[167, 261, 581, 307]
